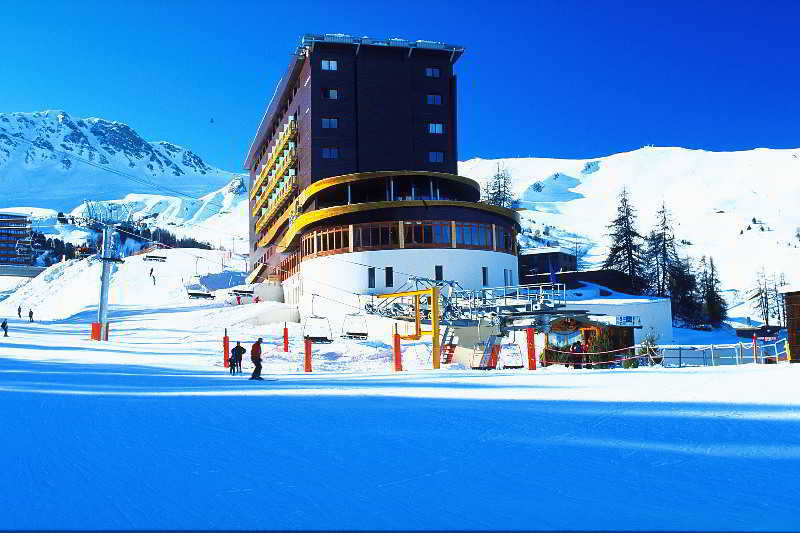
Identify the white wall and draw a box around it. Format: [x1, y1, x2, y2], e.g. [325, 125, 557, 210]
[282, 248, 518, 319]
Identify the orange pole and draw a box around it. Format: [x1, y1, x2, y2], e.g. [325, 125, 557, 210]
[304, 338, 312, 372]
[488, 344, 501, 369]
[283, 323, 289, 352]
[393, 332, 403, 371]
[527, 328, 536, 370]
[223, 330, 230, 368]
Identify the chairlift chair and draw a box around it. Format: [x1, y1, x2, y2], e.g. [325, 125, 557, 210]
[303, 315, 333, 343]
[340, 313, 368, 340]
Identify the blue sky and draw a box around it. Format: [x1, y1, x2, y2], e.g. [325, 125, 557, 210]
[2, 0, 798, 172]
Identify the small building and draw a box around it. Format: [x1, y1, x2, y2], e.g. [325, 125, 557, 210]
[0, 213, 32, 266]
[563, 282, 673, 344]
[518, 247, 577, 283]
[779, 285, 800, 362]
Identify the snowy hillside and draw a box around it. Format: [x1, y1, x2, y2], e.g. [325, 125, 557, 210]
[70, 175, 249, 247]
[460, 147, 800, 319]
[0, 110, 237, 210]
[0, 248, 246, 322]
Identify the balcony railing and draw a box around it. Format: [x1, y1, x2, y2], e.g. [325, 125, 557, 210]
[249, 121, 297, 201]
[254, 174, 297, 234]
[251, 149, 297, 217]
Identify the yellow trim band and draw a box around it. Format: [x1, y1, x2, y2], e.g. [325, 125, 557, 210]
[270, 200, 519, 250]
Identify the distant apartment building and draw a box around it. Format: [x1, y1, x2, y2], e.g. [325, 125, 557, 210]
[244, 34, 520, 305]
[0, 213, 32, 266]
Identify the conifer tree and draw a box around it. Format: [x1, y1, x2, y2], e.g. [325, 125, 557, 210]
[668, 255, 702, 324]
[603, 187, 646, 293]
[748, 269, 771, 326]
[699, 256, 727, 324]
[644, 202, 680, 297]
[482, 164, 514, 208]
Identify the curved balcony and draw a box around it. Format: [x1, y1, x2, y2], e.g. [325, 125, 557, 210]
[257, 198, 519, 250]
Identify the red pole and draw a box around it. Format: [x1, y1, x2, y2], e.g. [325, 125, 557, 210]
[223, 329, 230, 368]
[304, 337, 312, 372]
[488, 344, 501, 369]
[753, 333, 758, 363]
[283, 323, 289, 352]
[393, 333, 403, 371]
[527, 328, 537, 370]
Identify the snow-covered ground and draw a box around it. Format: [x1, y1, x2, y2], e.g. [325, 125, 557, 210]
[0, 248, 799, 530]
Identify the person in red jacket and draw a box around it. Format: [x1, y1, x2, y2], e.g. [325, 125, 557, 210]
[249, 338, 263, 380]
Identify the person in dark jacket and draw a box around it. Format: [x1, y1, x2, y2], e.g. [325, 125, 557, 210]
[249, 338, 263, 380]
[17, 306, 21, 319]
[28, 309, 33, 323]
[230, 342, 246, 375]
[1, 319, 7, 337]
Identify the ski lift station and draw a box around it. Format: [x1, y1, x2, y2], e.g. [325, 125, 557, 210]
[240, 33, 674, 356]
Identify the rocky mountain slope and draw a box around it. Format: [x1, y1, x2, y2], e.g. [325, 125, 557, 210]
[0, 110, 236, 210]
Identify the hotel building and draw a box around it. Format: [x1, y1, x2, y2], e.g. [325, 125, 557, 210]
[244, 34, 519, 306]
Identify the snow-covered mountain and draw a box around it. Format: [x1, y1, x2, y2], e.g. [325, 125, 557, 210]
[70, 175, 249, 249]
[0, 110, 236, 210]
[460, 146, 800, 322]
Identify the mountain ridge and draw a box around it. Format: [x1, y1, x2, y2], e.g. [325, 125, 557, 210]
[0, 110, 237, 210]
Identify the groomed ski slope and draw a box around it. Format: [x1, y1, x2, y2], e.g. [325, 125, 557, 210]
[0, 250, 798, 530]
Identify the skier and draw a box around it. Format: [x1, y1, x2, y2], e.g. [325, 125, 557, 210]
[235, 347, 243, 374]
[230, 342, 245, 375]
[149, 267, 153, 278]
[1, 319, 7, 337]
[249, 338, 263, 380]
[28, 309, 33, 323]
[17, 306, 21, 319]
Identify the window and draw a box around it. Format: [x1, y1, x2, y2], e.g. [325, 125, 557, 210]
[482, 267, 489, 287]
[322, 147, 339, 159]
[426, 94, 442, 105]
[321, 59, 338, 71]
[353, 222, 399, 249]
[504, 269, 509, 286]
[455, 222, 493, 249]
[403, 221, 450, 247]
[322, 117, 338, 129]
[323, 88, 338, 100]
[428, 151, 444, 163]
[428, 123, 443, 134]
[368, 267, 375, 289]
[385, 267, 393, 288]
[425, 67, 441, 78]
[435, 265, 443, 281]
